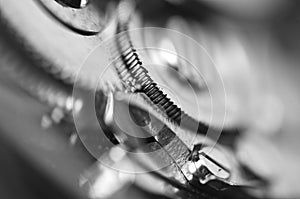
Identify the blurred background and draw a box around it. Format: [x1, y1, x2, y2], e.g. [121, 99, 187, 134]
[0, 0, 300, 198]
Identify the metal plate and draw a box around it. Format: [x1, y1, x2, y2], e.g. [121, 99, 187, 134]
[0, 0, 115, 88]
[38, 0, 115, 35]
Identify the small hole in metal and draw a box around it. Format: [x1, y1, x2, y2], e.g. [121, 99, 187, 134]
[55, 0, 89, 9]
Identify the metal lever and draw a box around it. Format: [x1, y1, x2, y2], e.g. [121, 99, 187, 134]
[94, 90, 263, 198]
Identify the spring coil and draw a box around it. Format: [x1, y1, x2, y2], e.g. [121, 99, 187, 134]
[113, 23, 185, 124]
[112, 21, 243, 139]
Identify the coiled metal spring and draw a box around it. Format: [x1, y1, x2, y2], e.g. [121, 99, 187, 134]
[113, 23, 185, 124]
[111, 20, 242, 144]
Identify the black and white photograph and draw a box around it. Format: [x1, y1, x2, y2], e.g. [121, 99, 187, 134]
[0, 0, 299, 198]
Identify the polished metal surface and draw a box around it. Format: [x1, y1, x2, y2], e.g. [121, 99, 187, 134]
[38, 0, 115, 35]
[0, 0, 299, 199]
